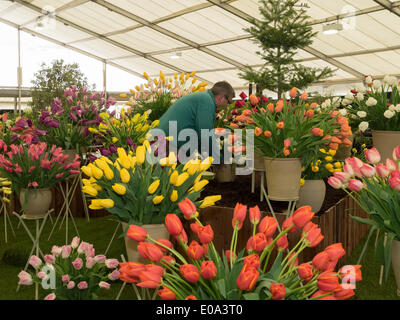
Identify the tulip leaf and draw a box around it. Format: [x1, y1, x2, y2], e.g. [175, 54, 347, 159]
[265, 250, 283, 280]
[384, 233, 395, 281]
[243, 292, 259, 300]
[349, 215, 378, 228]
[216, 279, 226, 298]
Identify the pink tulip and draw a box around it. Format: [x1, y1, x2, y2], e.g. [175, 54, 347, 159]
[86, 257, 96, 269]
[393, 146, 400, 161]
[94, 255, 106, 263]
[376, 164, 390, 178]
[18, 271, 33, 286]
[99, 281, 111, 290]
[105, 259, 119, 269]
[333, 172, 350, 183]
[72, 257, 83, 270]
[360, 164, 376, 178]
[67, 281, 75, 289]
[29, 255, 42, 269]
[61, 245, 71, 259]
[37, 271, 47, 280]
[389, 176, 400, 191]
[347, 179, 364, 191]
[327, 176, 343, 189]
[345, 157, 364, 178]
[44, 254, 55, 264]
[364, 147, 381, 164]
[71, 236, 80, 249]
[77, 281, 88, 290]
[386, 159, 397, 172]
[44, 293, 56, 300]
[108, 269, 121, 281]
[51, 246, 62, 256]
[77, 241, 90, 254]
[61, 275, 70, 283]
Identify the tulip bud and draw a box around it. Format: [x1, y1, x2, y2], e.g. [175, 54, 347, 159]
[201, 260, 217, 280]
[376, 163, 390, 178]
[165, 214, 183, 236]
[180, 264, 200, 283]
[249, 205, 261, 225]
[393, 145, 400, 161]
[347, 179, 364, 191]
[364, 147, 381, 164]
[270, 283, 286, 300]
[127, 224, 148, 242]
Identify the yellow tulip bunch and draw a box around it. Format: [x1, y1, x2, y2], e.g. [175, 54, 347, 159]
[121, 70, 208, 122]
[0, 177, 12, 204]
[301, 148, 343, 182]
[93, 109, 158, 155]
[81, 145, 220, 225]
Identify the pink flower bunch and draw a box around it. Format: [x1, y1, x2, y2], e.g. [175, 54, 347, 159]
[18, 237, 120, 300]
[0, 141, 80, 193]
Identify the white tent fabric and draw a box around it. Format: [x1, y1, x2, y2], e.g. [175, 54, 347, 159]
[1, 0, 400, 94]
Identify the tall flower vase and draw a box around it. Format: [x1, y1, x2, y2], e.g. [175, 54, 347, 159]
[263, 157, 302, 201]
[372, 130, 400, 162]
[215, 164, 236, 183]
[122, 222, 169, 263]
[19, 188, 52, 219]
[296, 179, 326, 213]
[392, 239, 400, 297]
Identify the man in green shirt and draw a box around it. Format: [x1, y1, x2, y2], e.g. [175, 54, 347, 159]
[156, 81, 235, 162]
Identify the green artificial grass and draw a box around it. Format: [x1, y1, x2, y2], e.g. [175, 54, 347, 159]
[0, 212, 398, 300]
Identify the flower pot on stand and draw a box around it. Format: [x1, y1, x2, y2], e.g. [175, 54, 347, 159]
[215, 164, 236, 183]
[296, 179, 326, 213]
[19, 188, 52, 219]
[392, 239, 400, 296]
[334, 135, 354, 161]
[122, 222, 169, 263]
[263, 157, 302, 201]
[372, 130, 400, 162]
[254, 153, 265, 171]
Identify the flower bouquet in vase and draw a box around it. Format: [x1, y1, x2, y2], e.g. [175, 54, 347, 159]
[0, 140, 80, 218]
[328, 145, 400, 295]
[81, 143, 221, 263]
[17, 237, 120, 300]
[342, 75, 400, 161]
[239, 87, 351, 202]
[120, 199, 362, 300]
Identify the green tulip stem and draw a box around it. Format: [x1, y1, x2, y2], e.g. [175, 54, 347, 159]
[230, 226, 239, 269]
[148, 236, 188, 265]
[260, 226, 292, 272]
[278, 241, 307, 281]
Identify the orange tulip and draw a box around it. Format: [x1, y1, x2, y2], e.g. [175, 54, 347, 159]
[225, 250, 237, 263]
[317, 271, 340, 292]
[198, 224, 214, 244]
[243, 254, 260, 271]
[249, 205, 261, 225]
[270, 283, 286, 300]
[258, 216, 278, 238]
[289, 87, 298, 98]
[137, 270, 162, 289]
[339, 265, 362, 283]
[249, 94, 259, 106]
[232, 203, 247, 229]
[311, 128, 324, 137]
[305, 109, 314, 118]
[254, 127, 263, 136]
[310, 102, 318, 109]
[214, 127, 226, 136]
[333, 287, 355, 300]
[246, 233, 268, 252]
[283, 148, 290, 157]
[305, 227, 324, 247]
[284, 139, 291, 148]
[155, 238, 173, 253]
[158, 286, 176, 300]
[300, 92, 308, 100]
[292, 206, 314, 228]
[275, 100, 284, 112]
[282, 216, 298, 233]
[227, 133, 238, 145]
[303, 221, 318, 235]
[185, 295, 198, 300]
[276, 121, 284, 129]
[118, 262, 145, 284]
[264, 130, 272, 138]
[230, 122, 239, 128]
[267, 103, 275, 113]
[288, 251, 299, 267]
[201, 260, 217, 279]
[175, 228, 188, 244]
[180, 264, 200, 283]
[137, 242, 164, 262]
[246, 119, 254, 125]
[165, 214, 183, 236]
[312, 251, 330, 271]
[331, 137, 342, 144]
[242, 109, 253, 116]
[236, 267, 259, 291]
[325, 243, 346, 261]
[342, 138, 352, 146]
[178, 198, 197, 219]
[297, 263, 313, 282]
[276, 234, 288, 251]
[161, 255, 175, 265]
[187, 240, 204, 260]
[126, 225, 148, 242]
[329, 142, 339, 150]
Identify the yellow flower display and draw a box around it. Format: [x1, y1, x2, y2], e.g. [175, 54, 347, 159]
[302, 149, 343, 181]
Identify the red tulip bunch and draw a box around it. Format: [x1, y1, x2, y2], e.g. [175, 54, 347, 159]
[120, 198, 362, 300]
[328, 145, 400, 281]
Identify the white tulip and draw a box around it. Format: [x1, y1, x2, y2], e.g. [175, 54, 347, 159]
[373, 80, 381, 89]
[345, 93, 354, 100]
[341, 99, 351, 106]
[359, 121, 369, 132]
[356, 93, 364, 101]
[389, 105, 396, 112]
[395, 104, 400, 112]
[357, 111, 367, 118]
[384, 110, 395, 119]
[365, 76, 373, 85]
[321, 102, 327, 109]
[355, 84, 367, 93]
[339, 109, 347, 116]
[324, 99, 332, 107]
[366, 97, 377, 106]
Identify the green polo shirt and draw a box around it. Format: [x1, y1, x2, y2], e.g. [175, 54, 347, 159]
[157, 90, 217, 155]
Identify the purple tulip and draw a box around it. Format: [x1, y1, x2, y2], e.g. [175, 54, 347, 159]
[126, 137, 134, 146]
[83, 126, 89, 137]
[69, 112, 78, 122]
[109, 145, 117, 154]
